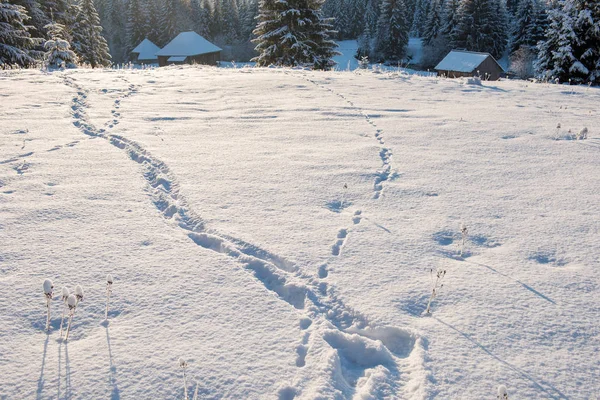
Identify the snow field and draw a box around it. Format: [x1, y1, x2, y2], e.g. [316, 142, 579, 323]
[1, 66, 599, 399]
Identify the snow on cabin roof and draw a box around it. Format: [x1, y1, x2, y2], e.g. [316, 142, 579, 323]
[132, 38, 160, 60]
[167, 56, 187, 62]
[156, 32, 222, 57]
[435, 50, 501, 73]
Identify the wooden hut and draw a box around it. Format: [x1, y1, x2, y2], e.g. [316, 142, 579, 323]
[435, 50, 505, 81]
[155, 32, 222, 67]
[130, 38, 160, 64]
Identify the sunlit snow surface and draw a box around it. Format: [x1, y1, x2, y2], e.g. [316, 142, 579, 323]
[1, 66, 599, 399]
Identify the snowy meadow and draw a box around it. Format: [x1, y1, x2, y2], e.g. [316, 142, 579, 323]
[0, 66, 599, 399]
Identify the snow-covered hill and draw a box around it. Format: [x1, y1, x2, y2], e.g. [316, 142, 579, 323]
[1, 66, 599, 399]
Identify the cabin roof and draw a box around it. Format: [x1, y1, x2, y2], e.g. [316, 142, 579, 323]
[156, 32, 222, 57]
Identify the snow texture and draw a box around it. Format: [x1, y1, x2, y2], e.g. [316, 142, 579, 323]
[0, 66, 599, 399]
[155, 31, 222, 57]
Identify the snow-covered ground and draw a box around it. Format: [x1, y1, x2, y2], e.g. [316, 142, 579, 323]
[1, 66, 599, 400]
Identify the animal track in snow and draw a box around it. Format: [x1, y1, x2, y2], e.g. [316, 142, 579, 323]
[300, 73, 395, 200]
[63, 72, 424, 399]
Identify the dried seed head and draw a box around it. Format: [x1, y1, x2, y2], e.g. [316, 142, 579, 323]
[62, 287, 70, 300]
[67, 294, 77, 308]
[497, 385, 508, 399]
[75, 285, 84, 300]
[107, 274, 113, 285]
[179, 358, 187, 368]
[43, 279, 54, 296]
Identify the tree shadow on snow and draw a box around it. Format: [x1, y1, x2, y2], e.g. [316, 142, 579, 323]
[433, 317, 569, 399]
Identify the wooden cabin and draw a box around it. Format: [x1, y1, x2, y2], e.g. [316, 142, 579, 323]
[130, 38, 160, 64]
[435, 50, 505, 81]
[155, 31, 222, 67]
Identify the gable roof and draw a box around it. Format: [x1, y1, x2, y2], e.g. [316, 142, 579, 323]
[132, 38, 160, 60]
[435, 50, 504, 73]
[155, 32, 222, 57]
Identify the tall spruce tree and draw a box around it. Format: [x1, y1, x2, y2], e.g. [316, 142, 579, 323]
[124, 0, 146, 58]
[422, 0, 443, 45]
[252, 0, 339, 68]
[450, 0, 507, 59]
[72, 0, 111, 67]
[160, 0, 178, 46]
[0, 0, 40, 67]
[511, 0, 538, 53]
[374, 0, 409, 62]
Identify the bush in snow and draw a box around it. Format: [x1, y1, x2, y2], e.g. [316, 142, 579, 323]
[43, 279, 54, 331]
[105, 274, 113, 320]
[59, 287, 70, 339]
[497, 384, 509, 399]
[576, 127, 588, 140]
[179, 357, 189, 400]
[425, 268, 446, 314]
[64, 294, 78, 341]
[510, 46, 536, 79]
[43, 21, 78, 69]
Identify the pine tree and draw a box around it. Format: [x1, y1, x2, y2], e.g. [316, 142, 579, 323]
[124, 0, 146, 58]
[221, 0, 241, 44]
[160, 0, 178, 46]
[252, 0, 339, 69]
[43, 21, 77, 67]
[441, 0, 459, 35]
[146, 0, 162, 44]
[450, 0, 507, 59]
[422, 0, 443, 45]
[356, 18, 373, 59]
[191, 0, 210, 38]
[411, 0, 429, 37]
[239, 0, 258, 40]
[12, 0, 49, 39]
[374, 0, 409, 62]
[535, 1, 576, 82]
[0, 0, 40, 67]
[72, 0, 111, 67]
[571, 0, 600, 84]
[511, 0, 538, 53]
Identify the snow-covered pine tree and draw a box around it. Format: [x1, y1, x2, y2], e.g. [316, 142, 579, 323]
[145, 0, 162, 45]
[441, 0, 459, 36]
[43, 20, 77, 67]
[363, 0, 379, 33]
[410, 0, 429, 37]
[511, 0, 537, 53]
[535, 1, 578, 82]
[311, 9, 339, 69]
[72, 0, 111, 67]
[356, 18, 374, 59]
[160, 0, 178, 46]
[124, 0, 146, 59]
[191, 0, 210, 38]
[221, 0, 241, 44]
[239, 0, 258, 40]
[252, 0, 339, 69]
[490, 0, 509, 58]
[422, 0, 443, 45]
[0, 0, 41, 67]
[12, 0, 49, 40]
[374, 0, 409, 63]
[571, 0, 600, 84]
[450, 0, 507, 59]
